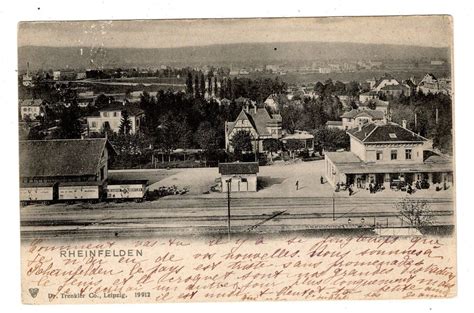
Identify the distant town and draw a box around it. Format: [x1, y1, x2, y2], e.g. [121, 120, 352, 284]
[19, 53, 454, 237]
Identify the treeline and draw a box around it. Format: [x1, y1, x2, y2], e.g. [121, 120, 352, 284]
[314, 79, 361, 98]
[389, 92, 453, 154]
[185, 72, 288, 102]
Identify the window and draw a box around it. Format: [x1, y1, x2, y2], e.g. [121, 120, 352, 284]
[91, 121, 97, 128]
[103, 112, 108, 117]
[391, 150, 398, 160]
[389, 133, 397, 139]
[113, 112, 117, 117]
[241, 178, 248, 183]
[405, 149, 412, 160]
[376, 151, 383, 161]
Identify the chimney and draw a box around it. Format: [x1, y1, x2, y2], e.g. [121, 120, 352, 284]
[358, 124, 362, 131]
[254, 104, 257, 114]
[402, 120, 407, 129]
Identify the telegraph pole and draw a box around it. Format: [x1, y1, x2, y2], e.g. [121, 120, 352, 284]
[226, 179, 231, 241]
[332, 193, 336, 221]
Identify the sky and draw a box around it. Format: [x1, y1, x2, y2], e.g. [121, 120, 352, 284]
[18, 16, 452, 49]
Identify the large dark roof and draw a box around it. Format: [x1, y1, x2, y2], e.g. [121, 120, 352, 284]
[99, 102, 144, 116]
[20, 99, 44, 107]
[227, 107, 280, 136]
[218, 162, 259, 175]
[347, 122, 427, 143]
[19, 138, 114, 178]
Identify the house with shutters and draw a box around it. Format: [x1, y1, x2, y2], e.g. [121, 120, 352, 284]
[326, 109, 385, 130]
[19, 99, 45, 121]
[340, 109, 386, 130]
[225, 105, 282, 153]
[417, 73, 451, 95]
[86, 102, 145, 134]
[325, 120, 453, 190]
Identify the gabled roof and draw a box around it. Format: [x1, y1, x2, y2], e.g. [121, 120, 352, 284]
[341, 109, 384, 120]
[235, 96, 251, 104]
[98, 102, 144, 116]
[218, 162, 259, 175]
[380, 84, 409, 91]
[227, 107, 279, 136]
[373, 74, 399, 89]
[19, 138, 115, 178]
[20, 99, 44, 107]
[347, 122, 427, 143]
[265, 94, 278, 101]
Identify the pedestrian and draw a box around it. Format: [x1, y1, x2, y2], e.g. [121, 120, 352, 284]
[336, 182, 340, 192]
[369, 183, 373, 194]
[320, 176, 324, 184]
[348, 185, 353, 196]
[295, 180, 299, 191]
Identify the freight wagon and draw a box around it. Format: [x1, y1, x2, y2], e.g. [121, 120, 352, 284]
[20, 182, 58, 205]
[105, 179, 148, 202]
[58, 181, 103, 203]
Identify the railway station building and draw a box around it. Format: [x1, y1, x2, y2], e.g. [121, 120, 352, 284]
[324, 121, 453, 190]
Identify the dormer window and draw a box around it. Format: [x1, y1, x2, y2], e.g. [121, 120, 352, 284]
[389, 133, 397, 139]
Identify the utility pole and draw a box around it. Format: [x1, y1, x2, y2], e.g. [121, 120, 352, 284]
[226, 179, 231, 241]
[435, 108, 439, 125]
[332, 193, 336, 221]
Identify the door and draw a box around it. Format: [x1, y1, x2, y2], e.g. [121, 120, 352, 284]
[240, 177, 248, 191]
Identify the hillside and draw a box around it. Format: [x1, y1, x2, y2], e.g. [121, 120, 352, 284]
[18, 42, 451, 70]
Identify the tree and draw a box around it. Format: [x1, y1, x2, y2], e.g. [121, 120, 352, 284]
[367, 99, 377, 110]
[200, 72, 206, 97]
[395, 197, 434, 227]
[119, 109, 132, 135]
[194, 75, 200, 98]
[281, 106, 303, 134]
[346, 81, 360, 97]
[263, 138, 281, 162]
[230, 130, 253, 159]
[314, 81, 325, 95]
[58, 103, 82, 139]
[312, 127, 350, 154]
[186, 72, 194, 95]
[195, 122, 219, 165]
[285, 140, 304, 159]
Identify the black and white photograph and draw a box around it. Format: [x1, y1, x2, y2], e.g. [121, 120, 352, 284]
[16, 14, 458, 304]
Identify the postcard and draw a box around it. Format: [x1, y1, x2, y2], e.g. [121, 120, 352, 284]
[18, 15, 455, 304]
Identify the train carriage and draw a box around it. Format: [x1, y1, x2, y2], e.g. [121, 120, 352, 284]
[20, 182, 58, 205]
[106, 179, 148, 202]
[58, 181, 103, 203]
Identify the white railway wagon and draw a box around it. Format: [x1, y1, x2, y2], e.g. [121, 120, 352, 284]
[20, 182, 56, 203]
[58, 182, 101, 201]
[106, 180, 148, 201]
